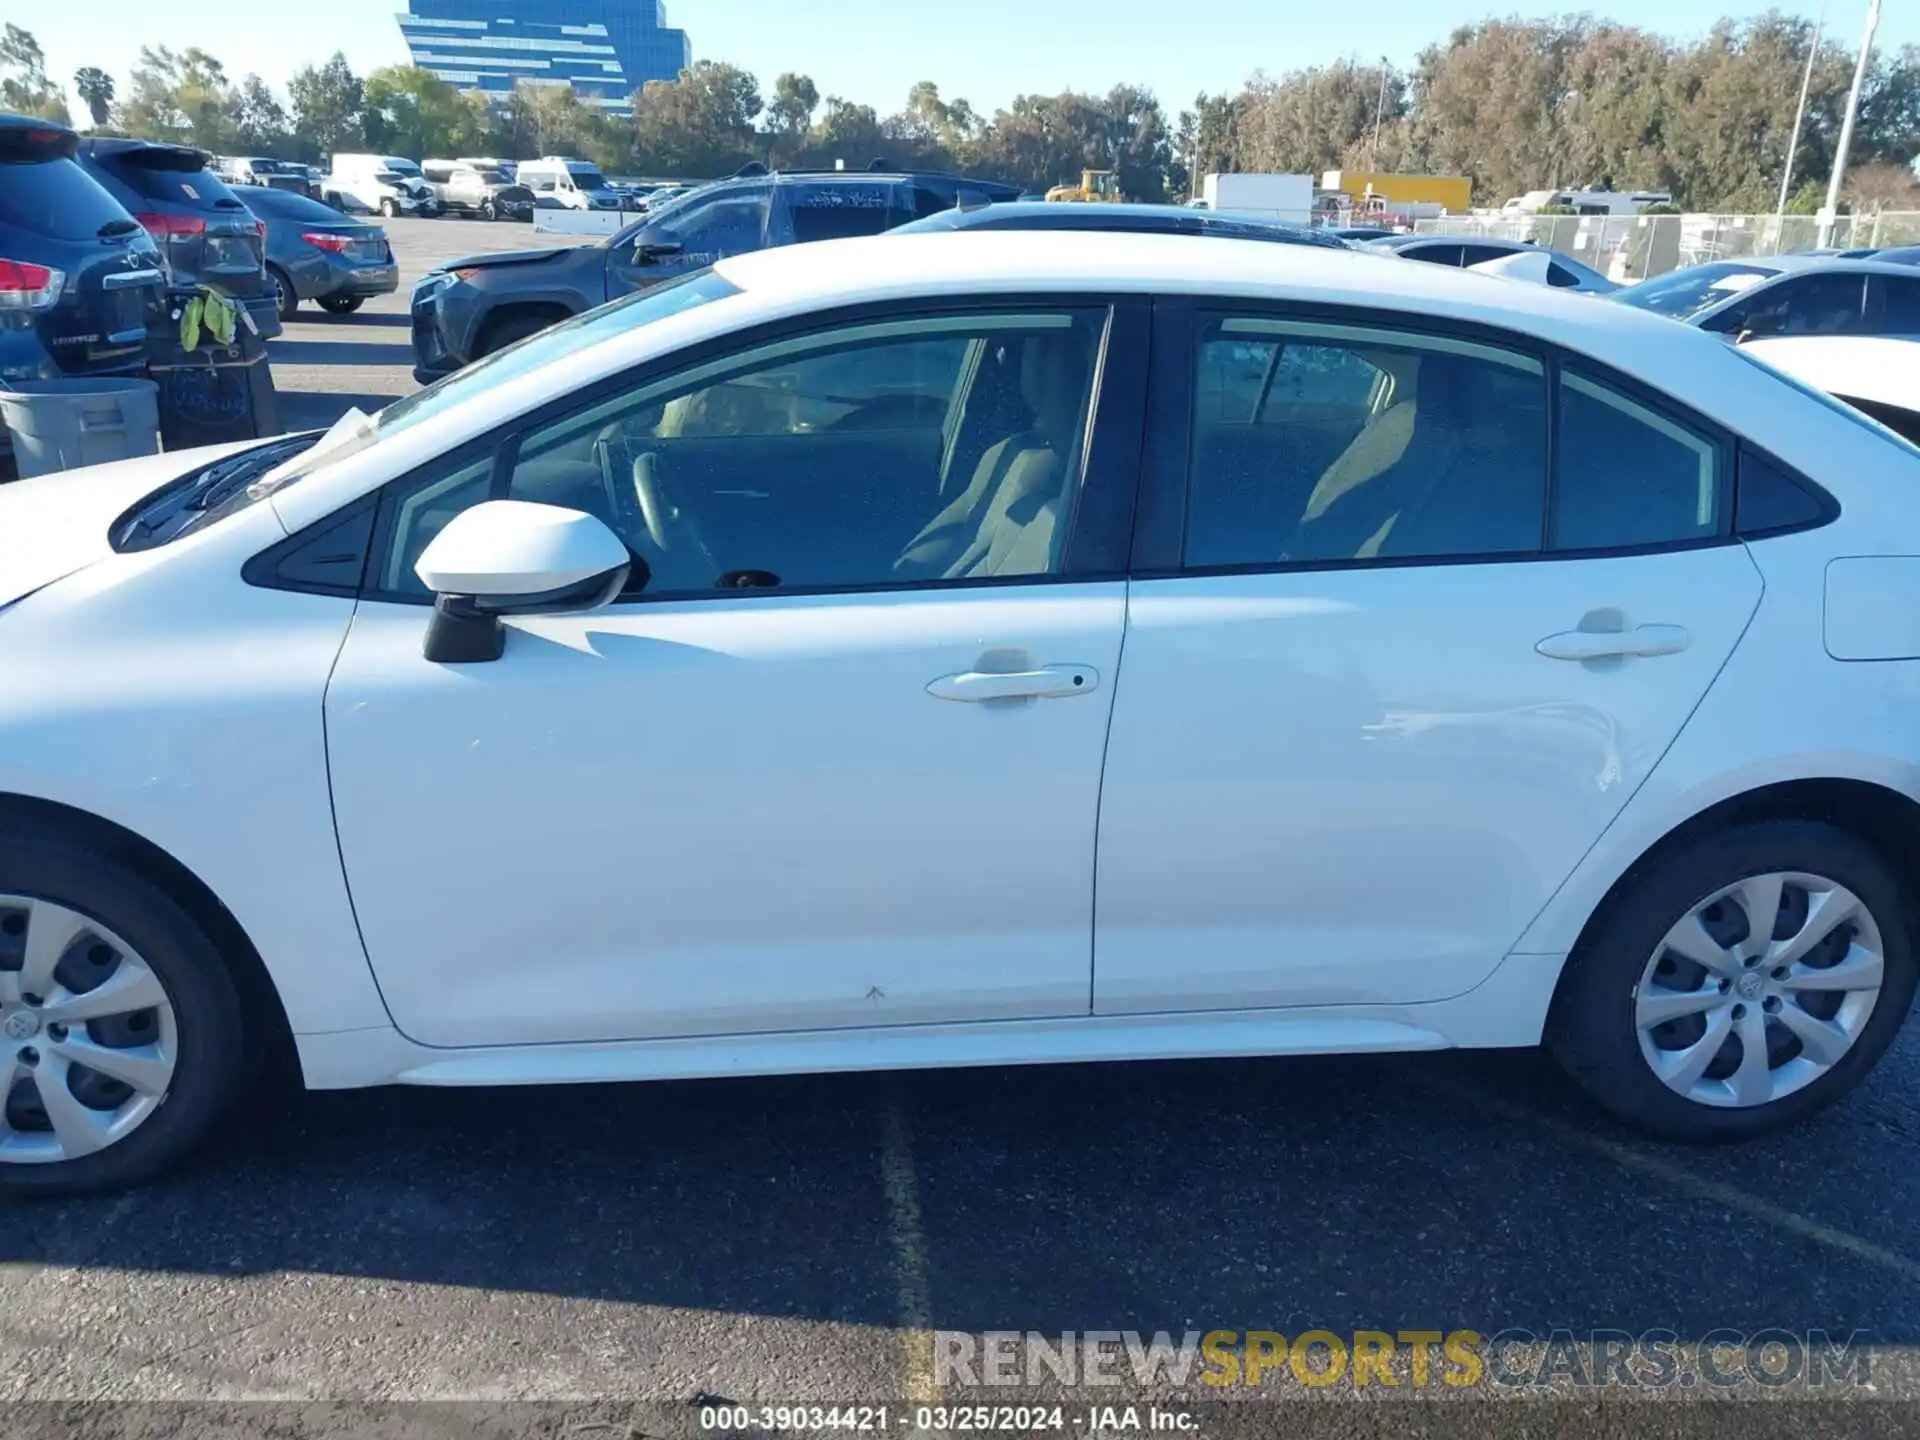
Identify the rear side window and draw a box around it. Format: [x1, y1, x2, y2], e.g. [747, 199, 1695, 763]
[1546, 262, 1581, 288]
[1184, 316, 1548, 567]
[1551, 372, 1726, 551]
[1870, 275, 1920, 333]
[89, 147, 243, 211]
[783, 182, 911, 244]
[1399, 243, 1464, 267]
[1456, 244, 1511, 268]
[0, 156, 131, 240]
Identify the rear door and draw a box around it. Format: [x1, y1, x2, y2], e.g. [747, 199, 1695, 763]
[1093, 302, 1763, 1015]
[84, 145, 268, 303]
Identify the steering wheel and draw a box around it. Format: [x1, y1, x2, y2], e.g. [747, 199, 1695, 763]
[630, 451, 719, 590]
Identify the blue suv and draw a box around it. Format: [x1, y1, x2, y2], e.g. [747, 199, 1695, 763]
[0, 115, 165, 393]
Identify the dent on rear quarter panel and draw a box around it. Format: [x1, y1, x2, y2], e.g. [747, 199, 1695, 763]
[1824, 557, 1920, 660]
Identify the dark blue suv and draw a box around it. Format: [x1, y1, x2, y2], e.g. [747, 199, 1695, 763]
[412, 170, 1019, 380]
[0, 115, 165, 391]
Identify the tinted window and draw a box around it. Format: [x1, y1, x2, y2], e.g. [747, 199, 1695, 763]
[1842, 396, 1920, 447]
[1551, 372, 1725, 551]
[1185, 317, 1548, 567]
[1869, 275, 1920, 333]
[1736, 449, 1830, 536]
[1614, 263, 1776, 319]
[1706, 273, 1866, 337]
[643, 186, 769, 264]
[784, 181, 908, 245]
[1399, 242, 1464, 267]
[88, 147, 243, 211]
[1546, 262, 1581, 288]
[378, 307, 1106, 598]
[0, 156, 131, 240]
[1457, 244, 1512, 267]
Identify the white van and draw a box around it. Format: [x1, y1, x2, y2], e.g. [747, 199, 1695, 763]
[324, 154, 443, 218]
[514, 157, 624, 212]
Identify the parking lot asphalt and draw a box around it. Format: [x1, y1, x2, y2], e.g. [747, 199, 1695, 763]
[270, 216, 598, 434]
[3, 218, 1920, 1422]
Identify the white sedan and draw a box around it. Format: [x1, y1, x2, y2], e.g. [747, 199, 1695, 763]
[2, 232, 1917, 1192]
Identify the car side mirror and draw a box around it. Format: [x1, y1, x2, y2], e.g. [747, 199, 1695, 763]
[414, 500, 632, 664]
[634, 241, 683, 266]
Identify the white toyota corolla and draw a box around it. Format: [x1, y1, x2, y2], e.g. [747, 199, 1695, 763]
[3, 232, 1918, 1192]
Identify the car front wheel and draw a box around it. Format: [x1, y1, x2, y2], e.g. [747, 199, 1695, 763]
[1549, 820, 1916, 1140]
[0, 832, 248, 1194]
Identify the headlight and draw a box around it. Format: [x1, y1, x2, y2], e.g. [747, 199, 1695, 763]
[412, 271, 456, 304]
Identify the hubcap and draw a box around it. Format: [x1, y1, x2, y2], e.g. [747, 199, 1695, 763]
[0, 897, 177, 1164]
[1634, 871, 1885, 1109]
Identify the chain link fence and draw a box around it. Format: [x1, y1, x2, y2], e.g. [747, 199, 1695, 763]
[1411, 211, 1920, 282]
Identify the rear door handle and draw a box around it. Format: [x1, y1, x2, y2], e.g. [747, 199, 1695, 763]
[927, 665, 1099, 702]
[1536, 624, 1690, 662]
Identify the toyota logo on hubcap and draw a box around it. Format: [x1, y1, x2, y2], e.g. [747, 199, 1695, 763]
[3, 1011, 39, 1041]
[1736, 971, 1766, 1001]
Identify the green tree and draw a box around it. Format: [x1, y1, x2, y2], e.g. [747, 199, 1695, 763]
[0, 25, 70, 123]
[73, 65, 115, 127]
[631, 60, 762, 176]
[363, 65, 470, 159]
[289, 53, 366, 161]
[113, 45, 234, 149]
[805, 96, 885, 168]
[232, 74, 292, 154]
[763, 71, 818, 166]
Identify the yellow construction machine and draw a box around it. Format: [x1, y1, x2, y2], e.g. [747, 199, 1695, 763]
[1045, 169, 1124, 203]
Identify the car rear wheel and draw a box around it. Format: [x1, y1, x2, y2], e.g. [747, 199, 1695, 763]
[481, 199, 498, 221]
[0, 833, 248, 1195]
[267, 265, 298, 322]
[1548, 821, 1917, 1140]
[380, 199, 398, 218]
[318, 295, 365, 315]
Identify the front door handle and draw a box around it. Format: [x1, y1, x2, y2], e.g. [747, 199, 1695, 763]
[1536, 624, 1690, 662]
[927, 665, 1099, 702]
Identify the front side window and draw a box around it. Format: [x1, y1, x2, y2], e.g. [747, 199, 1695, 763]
[1869, 275, 1920, 333]
[1613, 262, 1775, 320]
[1704, 273, 1867, 338]
[1185, 317, 1548, 567]
[1551, 372, 1726, 551]
[641, 185, 770, 265]
[781, 181, 912, 245]
[378, 306, 1108, 599]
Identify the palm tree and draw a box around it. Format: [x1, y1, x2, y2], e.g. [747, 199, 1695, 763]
[74, 65, 114, 127]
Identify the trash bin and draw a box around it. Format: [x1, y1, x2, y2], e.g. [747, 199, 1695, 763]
[150, 292, 282, 452]
[0, 377, 162, 479]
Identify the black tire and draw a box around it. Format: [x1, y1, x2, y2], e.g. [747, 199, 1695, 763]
[317, 294, 364, 316]
[481, 199, 498, 222]
[0, 832, 248, 1195]
[267, 264, 299, 323]
[479, 312, 557, 355]
[1547, 820, 1918, 1140]
[379, 198, 398, 218]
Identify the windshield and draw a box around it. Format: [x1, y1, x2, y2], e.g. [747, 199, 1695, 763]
[384, 159, 422, 177]
[263, 268, 744, 486]
[570, 168, 609, 190]
[1614, 262, 1777, 319]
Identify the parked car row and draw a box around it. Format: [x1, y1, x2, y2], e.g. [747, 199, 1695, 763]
[0, 110, 402, 464]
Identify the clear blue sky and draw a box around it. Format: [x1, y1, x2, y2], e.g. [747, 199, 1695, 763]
[45, 0, 1918, 120]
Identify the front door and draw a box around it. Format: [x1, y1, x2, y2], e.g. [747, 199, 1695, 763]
[327, 299, 1141, 1049]
[1094, 306, 1763, 1014]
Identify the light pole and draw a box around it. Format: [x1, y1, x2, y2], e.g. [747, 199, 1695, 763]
[1370, 59, 1389, 172]
[1819, 0, 1883, 247]
[1776, 0, 1828, 219]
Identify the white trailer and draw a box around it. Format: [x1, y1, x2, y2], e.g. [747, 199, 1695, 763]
[1200, 173, 1315, 225]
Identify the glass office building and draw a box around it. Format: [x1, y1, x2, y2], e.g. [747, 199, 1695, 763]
[397, 0, 691, 112]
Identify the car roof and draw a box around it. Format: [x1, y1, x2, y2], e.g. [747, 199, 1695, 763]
[898, 201, 1349, 247]
[718, 231, 1715, 366]
[1372, 234, 1535, 254]
[80, 136, 211, 166]
[1745, 252, 1918, 276]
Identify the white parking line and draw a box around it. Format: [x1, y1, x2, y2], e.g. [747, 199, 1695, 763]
[1480, 1092, 1920, 1285]
[879, 1084, 939, 1405]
